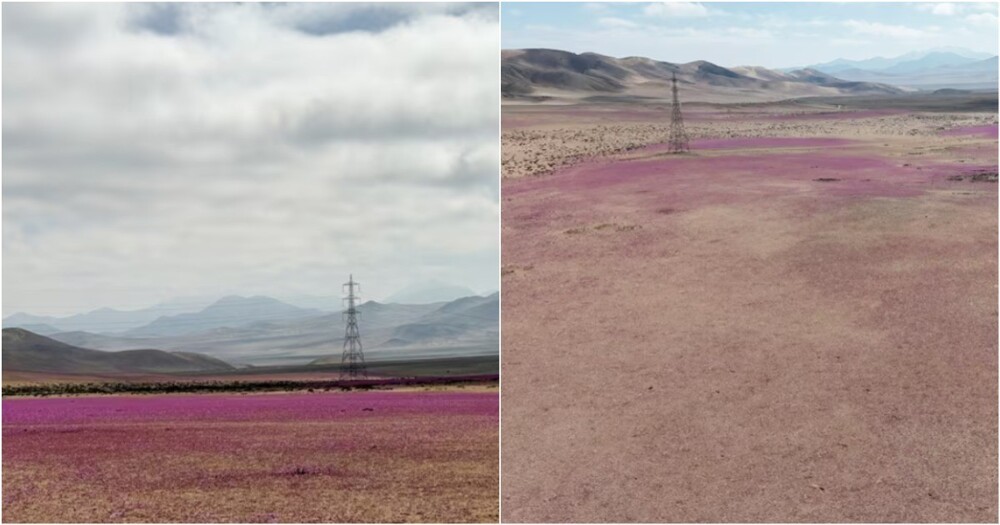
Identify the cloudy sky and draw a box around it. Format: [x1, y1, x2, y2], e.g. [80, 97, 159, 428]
[502, 2, 998, 68]
[3, 3, 499, 317]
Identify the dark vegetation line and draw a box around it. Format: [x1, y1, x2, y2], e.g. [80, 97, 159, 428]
[2, 374, 499, 398]
[795, 92, 999, 112]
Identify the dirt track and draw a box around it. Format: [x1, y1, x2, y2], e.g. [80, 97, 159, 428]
[501, 105, 998, 522]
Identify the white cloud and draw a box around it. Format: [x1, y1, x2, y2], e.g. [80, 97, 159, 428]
[503, 3, 996, 69]
[643, 2, 711, 19]
[966, 12, 998, 28]
[968, 3, 999, 13]
[844, 19, 927, 38]
[2, 3, 500, 316]
[916, 2, 997, 16]
[917, 3, 960, 16]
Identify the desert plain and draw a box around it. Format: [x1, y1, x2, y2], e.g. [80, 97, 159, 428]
[3, 386, 499, 523]
[501, 97, 998, 522]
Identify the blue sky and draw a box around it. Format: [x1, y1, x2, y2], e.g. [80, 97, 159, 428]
[502, 3, 998, 68]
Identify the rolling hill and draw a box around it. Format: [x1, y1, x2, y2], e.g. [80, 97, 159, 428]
[46, 294, 499, 366]
[381, 293, 498, 348]
[501, 49, 904, 103]
[2, 328, 234, 375]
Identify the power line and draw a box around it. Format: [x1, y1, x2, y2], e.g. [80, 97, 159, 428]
[668, 72, 691, 154]
[340, 274, 367, 380]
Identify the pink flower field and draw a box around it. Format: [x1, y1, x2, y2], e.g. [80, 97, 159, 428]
[3, 390, 498, 523]
[501, 104, 997, 522]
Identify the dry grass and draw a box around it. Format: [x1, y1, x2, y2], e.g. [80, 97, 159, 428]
[502, 105, 996, 179]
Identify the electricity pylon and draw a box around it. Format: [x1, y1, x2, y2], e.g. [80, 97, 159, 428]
[340, 274, 367, 380]
[667, 72, 690, 154]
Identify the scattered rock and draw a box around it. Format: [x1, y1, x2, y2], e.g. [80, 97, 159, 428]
[948, 169, 998, 182]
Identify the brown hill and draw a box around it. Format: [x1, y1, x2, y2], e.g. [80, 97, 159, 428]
[2, 328, 234, 374]
[502, 49, 905, 103]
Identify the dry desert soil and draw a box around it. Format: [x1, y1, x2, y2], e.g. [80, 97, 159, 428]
[501, 100, 998, 522]
[3, 388, 499, 523]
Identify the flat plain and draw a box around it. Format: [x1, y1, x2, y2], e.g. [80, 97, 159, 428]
[3, 388, 498, 523]
[501, 99, 998, 522]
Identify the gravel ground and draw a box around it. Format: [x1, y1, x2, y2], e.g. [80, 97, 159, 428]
[501, 104, 997, 522]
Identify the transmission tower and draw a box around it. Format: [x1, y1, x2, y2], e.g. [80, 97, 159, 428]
[667, 72, 690, 154]
[340, 274, 367, 380]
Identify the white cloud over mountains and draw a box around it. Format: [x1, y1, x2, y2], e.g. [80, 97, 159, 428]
[3, 3, 499, 316]
[843, 19, 929, 39]
[502, 3, 996, 68]
[966, 12, 998, 28]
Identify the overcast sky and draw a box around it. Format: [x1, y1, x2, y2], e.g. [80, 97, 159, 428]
[502, 2, 998, 68]
[3, 3, 499, 317]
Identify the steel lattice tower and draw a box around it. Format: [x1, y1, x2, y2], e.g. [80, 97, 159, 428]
[667, 72, 690, 154]
[340, 274, 367, 379]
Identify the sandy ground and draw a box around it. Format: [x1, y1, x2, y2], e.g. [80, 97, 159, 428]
[501, 103, 997, 522]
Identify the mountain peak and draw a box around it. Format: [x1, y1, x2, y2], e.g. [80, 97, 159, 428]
[3, 327, 33, 339]
[124, 295, 318, 338]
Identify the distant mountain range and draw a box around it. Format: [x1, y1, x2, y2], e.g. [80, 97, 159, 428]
[3, 328, 233, 375]
[265, 282, 481, 312]
[795, 49, 998, 90]
[2, 300, 208, 335]
[383, 280, 479, 304]
[4, 280, 482, 335]
[3, 295, 320, 337]
[502, 49, 904, 103]
[124, 295, 322, 337]
[5, 293, 498, 367]
[801, 48, 993, 73]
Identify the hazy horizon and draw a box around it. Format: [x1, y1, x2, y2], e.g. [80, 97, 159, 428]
[3, 3, 500, 317]
[3, 282, 501, 321]
[502, 2, 998, 69]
